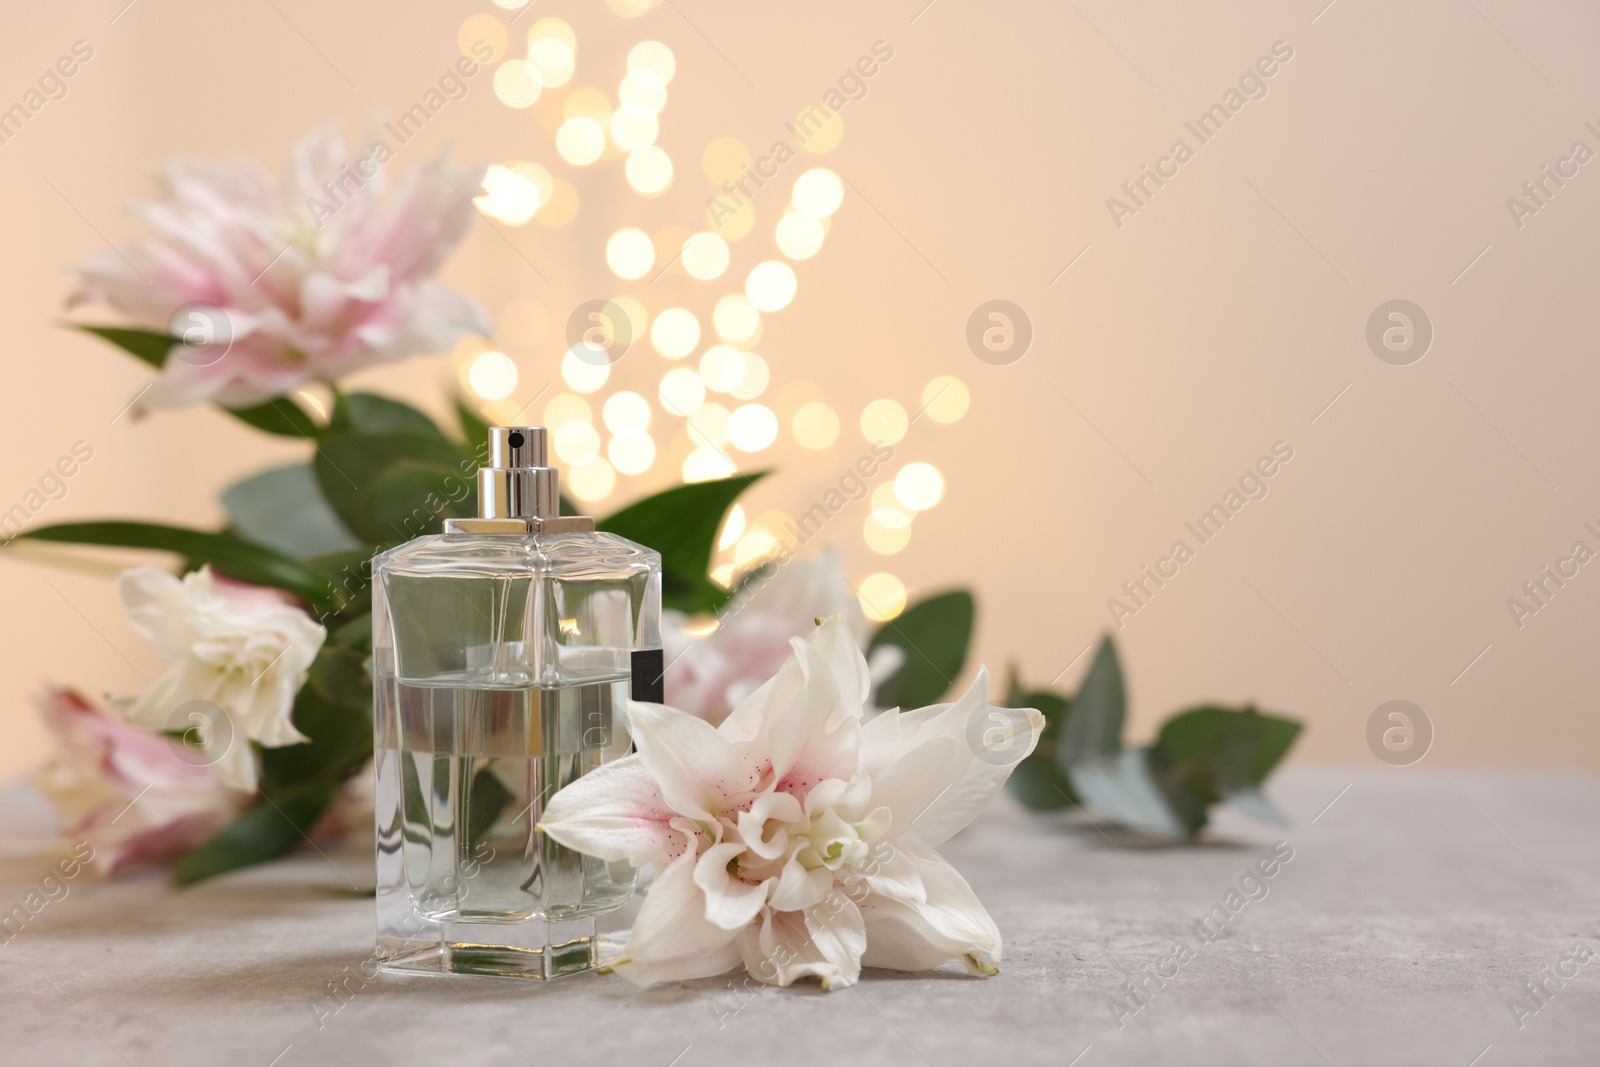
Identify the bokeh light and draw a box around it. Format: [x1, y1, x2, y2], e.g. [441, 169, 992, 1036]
[627, 41, 676, 84]
[529, 38, 576, 88]
[858, 572, 907, 622]
[475, 164, 540, 225]
[894, 462, 945, 511]
[493, 60, 542, 108]
[527, 17, 575, 49]
[544, 393, 590, 427]
[775, 211, 825, 260]
[557, 117, 606, 165]
[554, 420, 601, 464]
[569, 457, 616, 501]
[689, 402, 731, 447]
[702, 137, 750, 183]
[792, 401, 839, 449]
[625, 146, 673, 196]
[731, 352, 770, 399]
[602, 391, 651, 433]
[608, 0, 657, 17]
[658, 367, 706, 415]
[683, 446, 737, 482]
[921, 376, 971, 423]
[795, 108, 844, 153]
[619, 70, 668, 115]
[727, 404, 778, 452]
[606, 228, 655, 280]
[746, 261, 798, 312]
[610, 105, 659, 150]
[561, 348, 610, 393]
[467, 351, 518, 400]
[713, 295, 761, 344]
[537, 178, 580, 226]
[860, 399, 908, 445]
[734, 531, 779, 568]
[651, 307, 700, 359]
[864, 508, 911, 555]
[719, 503, 746, 549]
[793, 168, 844, 217]
[682, 232, 731, 280]
[458, 15, 507, 62]
[699, 346, 746, 393]
[608, 431, 656, 475]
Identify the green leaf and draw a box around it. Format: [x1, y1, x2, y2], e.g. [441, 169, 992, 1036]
[74, 324, 176, 369]
[1071, 747, 1189, 839]
[1003, 670, 1078, 809]
[313, 432, 473, 544]
[867, 590, 975, 709]
[331, 612, 372, 653]
[258, 686, 372, 794]
[304, 547, 380, 618]
[363, 459, 475, 541]
[598, 472, 768, 612]
[171, 785, 338, 885]
[1156, 706, 1303, 789]
[1057, 636, 1125, 769]
[455, 398, 492, 463]
[309, 646, 371, 711]
[221, 464, 362, 559]
[222, 396, 322, 439]
[329, 391, 443, 437]
[466, 764, 514, 850]
[17, 521, 338, 614]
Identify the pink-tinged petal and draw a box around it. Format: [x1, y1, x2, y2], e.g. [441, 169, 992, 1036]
[693, 842, 768, 931]
[613, 852, 741, 984]
[738, 899, 866, 990]
[628, 702, 753, 822]
[867, 736, 965, 841]
[536, 755, 682, 868]
[858, 838, 1002, 972]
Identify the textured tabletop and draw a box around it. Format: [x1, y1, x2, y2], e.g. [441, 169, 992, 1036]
[1, 769, 1597, 1067]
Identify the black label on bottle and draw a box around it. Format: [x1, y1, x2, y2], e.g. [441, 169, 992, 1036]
[631, 648, 665, 704]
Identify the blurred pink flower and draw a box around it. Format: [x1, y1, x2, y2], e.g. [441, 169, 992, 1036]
[31, 688, 245, 875]
[69, 123, 490, 408]
[663, 551, 896, 726]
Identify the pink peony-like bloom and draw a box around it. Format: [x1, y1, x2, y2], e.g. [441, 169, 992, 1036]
[69, 123, 490, 409]
[31, 688, 245, 875]
[664, 551, 893, 726]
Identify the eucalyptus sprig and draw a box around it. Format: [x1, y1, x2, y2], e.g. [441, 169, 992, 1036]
[1005, 637, 1302, 839]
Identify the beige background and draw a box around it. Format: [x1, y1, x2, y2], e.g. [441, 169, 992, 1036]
[0, 0, 1595, 780]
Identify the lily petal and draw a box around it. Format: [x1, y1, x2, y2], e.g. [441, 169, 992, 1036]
[859, 838, 1002, 972]
[616, 852, 741, 980]
[537, 755, 684, 867]
[629, 702, 753, 822]
[738, 899, 866, 990]
[694, 841, 768, 931]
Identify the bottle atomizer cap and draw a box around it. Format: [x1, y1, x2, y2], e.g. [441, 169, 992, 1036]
[443, 426, 595, 534]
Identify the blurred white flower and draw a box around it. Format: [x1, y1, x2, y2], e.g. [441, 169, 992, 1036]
[69, 123, 490, 408]
[114, 566, 326, 791]
[539, 615, 1044, 990]
[664, 550, 890, 725]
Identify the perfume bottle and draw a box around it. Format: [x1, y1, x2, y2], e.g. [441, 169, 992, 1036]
[371, 426, 662, 979]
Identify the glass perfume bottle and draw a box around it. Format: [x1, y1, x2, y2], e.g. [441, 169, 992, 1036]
[371, 426, 662, 979]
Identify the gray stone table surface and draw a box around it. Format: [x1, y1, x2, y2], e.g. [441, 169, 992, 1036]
[1, 769, 1597, 1067]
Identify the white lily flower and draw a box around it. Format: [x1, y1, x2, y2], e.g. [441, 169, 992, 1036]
[114, 566, 326, 792]
[538, 614, 1044, 990]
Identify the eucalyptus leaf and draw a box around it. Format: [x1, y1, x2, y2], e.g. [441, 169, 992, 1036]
[867, 590, 975, 709]
[1157, 706, 1303, 789]
[331, 612, 372, 653]
[1224, 786, 1291, 826]
[363, 459, 475, 542]
[258, 686, 372, 794]
[598, 472, 768, 612]
[330, 391, 443, 437]
[74, 324, 175, 369]
[222, 397, 322, 439]
[455, 398, 492, 463]
[309, 646, 371, 711]
[1071, 747, 1188, 839]
[466, 764, 514, 850]
[171, 785, 338, 885]
[1004, 670, 1078, 808]
[1057, 636, 1124, 768]
[221, 464, 361, 559]
[17, 521, 338, 614]
[304, 546, 380, 618]
[313, 432, 473, 544]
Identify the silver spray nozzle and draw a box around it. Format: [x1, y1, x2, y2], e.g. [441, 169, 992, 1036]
[479, 426, 559, 519]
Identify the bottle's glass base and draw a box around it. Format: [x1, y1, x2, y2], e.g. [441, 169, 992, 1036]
[376, 918, 629, 980]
